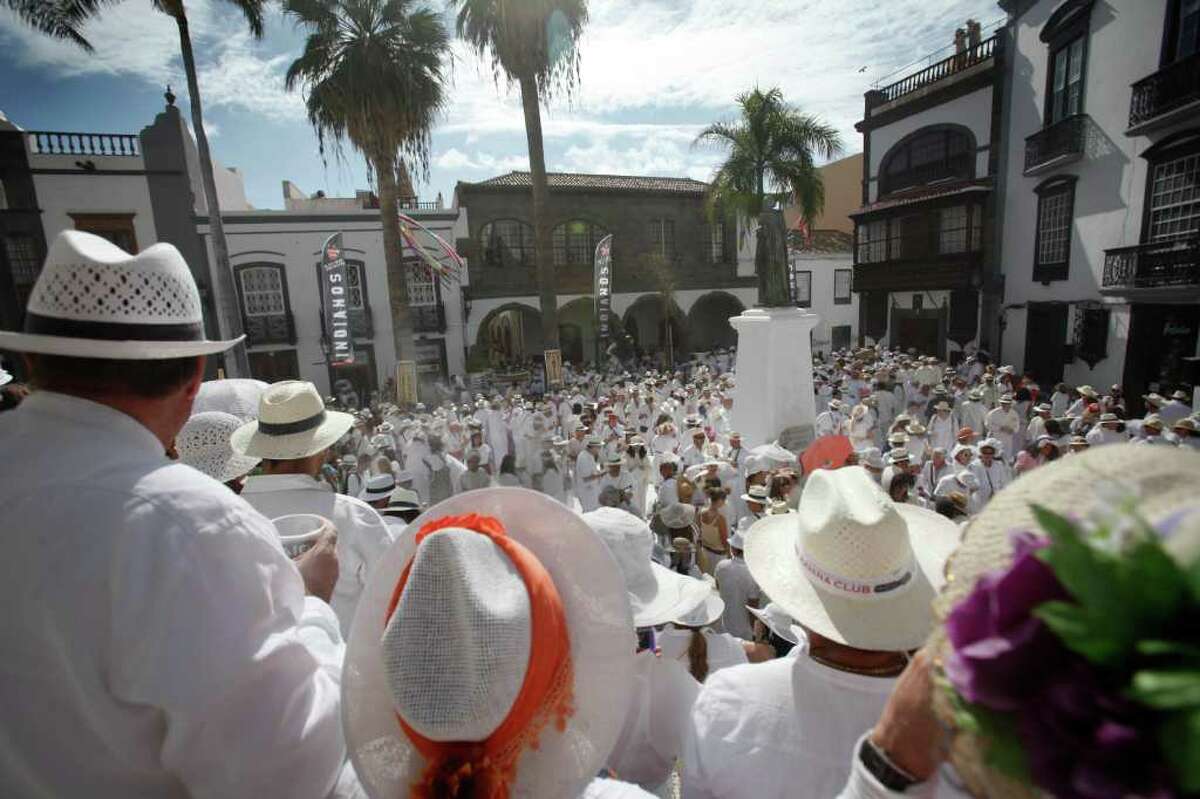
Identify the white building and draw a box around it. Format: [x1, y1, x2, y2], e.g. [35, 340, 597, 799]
[996, 0, 1199, 412]
[789, 231, 859, 357]
[851, 19, 1004, 361]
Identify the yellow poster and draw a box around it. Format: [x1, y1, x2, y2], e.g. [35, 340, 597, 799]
[396, 360, 418, 405]
[544, 349, 563, 387]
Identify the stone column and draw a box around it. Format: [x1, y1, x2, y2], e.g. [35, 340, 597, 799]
[730, 307, 820, 450]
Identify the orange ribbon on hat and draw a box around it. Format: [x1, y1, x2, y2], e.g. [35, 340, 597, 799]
[385, 513, 576, 799]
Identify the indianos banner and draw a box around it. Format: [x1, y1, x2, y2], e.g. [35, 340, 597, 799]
[594, 234, 614, 346]
[320, 232, 354, 366]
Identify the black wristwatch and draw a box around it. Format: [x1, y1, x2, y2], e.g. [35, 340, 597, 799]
[859, 736, 920, 792]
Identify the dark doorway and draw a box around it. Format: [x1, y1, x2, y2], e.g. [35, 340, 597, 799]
[559, 323, 584, 363]
[831, 324, 852, 351]
[330, 343, 378, 408]
[248, 349, 300, 383]
[1123, 303, 1200, 416]
[1023, 303, 1069, 384]
[892, 306, 945, 358]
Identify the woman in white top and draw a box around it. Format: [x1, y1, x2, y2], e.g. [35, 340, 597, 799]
[658, 589, 754, 682]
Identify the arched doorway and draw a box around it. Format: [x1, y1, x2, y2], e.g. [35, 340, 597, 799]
[475, 303, 543, 368]
[687, 291, 745, 352]
[624, 294, 687, 367]
[557, 297, 627, 364]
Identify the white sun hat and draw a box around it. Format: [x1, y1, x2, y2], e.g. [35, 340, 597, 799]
[747, 602, 801, 645]
[0, 367, 11, 387]
[359, 473, 396, 503]
[745, 465, 961, 651]
[343, 488, 635, 799]
[191, 378, 269, 422]
[176, 411, 261, 483]
[582, 506, 713, 628]
[231, 381, 355, 460]
[0, 230, 243, 358]
[671, 583, 725, 628]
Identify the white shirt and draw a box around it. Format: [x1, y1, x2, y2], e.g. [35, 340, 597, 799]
[658, 627, 748, 679]
[714, 556, 760, 640]
[607, 650, 700, 791]
[682, 653, 897, 799]
[241, 473, 392, 636]
[0, 393, 345, 798]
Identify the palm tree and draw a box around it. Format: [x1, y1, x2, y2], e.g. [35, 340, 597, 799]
[8, 0, 259, 377]
[696, 87, 844, 228]
[284, 0, 449, 365]
[450, 0, 588, 352]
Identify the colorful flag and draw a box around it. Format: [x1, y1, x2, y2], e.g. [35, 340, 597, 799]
[397, 212, 465, 282]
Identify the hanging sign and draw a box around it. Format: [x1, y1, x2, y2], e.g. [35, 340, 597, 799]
[594, 234, 614, 344]
[320, 232, 354, 366]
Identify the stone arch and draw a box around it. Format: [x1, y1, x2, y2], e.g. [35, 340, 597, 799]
[557, 296, 626, 364]
[474, 302, 543, 367]
[878, 124, 977, 196]
[686, 291, 745, 352]
[623, 293, 688, 366]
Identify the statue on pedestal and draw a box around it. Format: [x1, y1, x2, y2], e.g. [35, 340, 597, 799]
[755, 207, 792, 307]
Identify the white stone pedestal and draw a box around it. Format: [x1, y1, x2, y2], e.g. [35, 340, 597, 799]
[729, 307, 820, 450]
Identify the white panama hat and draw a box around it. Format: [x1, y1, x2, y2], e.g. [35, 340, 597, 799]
[191, 378, 268, 422]
[582, 506, 712, 628]
[747, 602, 801, 645]
[359, 473, 396, 502]
[231, 381, 354, 460]
[343, 488, 635, 799]
[0, 230, 243, 358]
[745, 466, 961, 651]
[176, 411, 261, 483]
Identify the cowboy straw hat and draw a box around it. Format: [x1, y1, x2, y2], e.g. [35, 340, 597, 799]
[231, 381, 355, 460]
[928, 445, 1200, 799]
[343, 488, 635, 799]
[745, 466, 961, 651]
[176, 411, 261, 483]
[582, 507, 712, 628]
[0, 230, 243, 359]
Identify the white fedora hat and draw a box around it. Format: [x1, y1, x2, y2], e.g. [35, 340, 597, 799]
[0, 230, 242, 359]
[343, 488, 635, 799]
[745, 466, 961, 651]
[191, 378, 268, 422]
[176, 411, 261, 483]
[231, 381, 354, 460]
[358, 473, 396, 503]
[582, 506, 712, 628]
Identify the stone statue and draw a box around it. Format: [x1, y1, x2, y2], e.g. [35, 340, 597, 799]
[755, 207, 792, 307]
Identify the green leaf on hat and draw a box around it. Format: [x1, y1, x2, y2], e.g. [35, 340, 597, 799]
[940, 677, 1029, 782]
[1130, 670, 1200, 710]
[1138, 639, 1200, 662]
[1161, 708, 1200, 793]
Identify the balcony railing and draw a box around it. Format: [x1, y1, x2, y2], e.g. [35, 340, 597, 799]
[1024, 114, 1088, 174]
[399, 200, 442, 211]
[1102, 239, 1200, 290]
[1128, 53, 1200, 131]
[869, 36, 998, 108]
[27, 131, 140, 157]
[411, 303, 446, 333]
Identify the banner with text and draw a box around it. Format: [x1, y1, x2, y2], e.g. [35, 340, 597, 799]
[320, 232, 354, 366]
[594, 234, 614, 348]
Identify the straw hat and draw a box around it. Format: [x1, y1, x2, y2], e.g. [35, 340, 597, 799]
[359, 473, 396, 503]
[382, 487, 422, 516]
[176, 411, 261, 483]
[582, 507, 711, 627]
[232, 381, 355, 461]
[929, 445, 1200, 798]
[745, 466, 961, 651]
[747, 602, 801, 644]
[0, 230, 242, 358]
[671, 584, 725, 627]
[741, 483, 771, 505]
[191, 378, 269, 422]
[343, 488, 635, 799]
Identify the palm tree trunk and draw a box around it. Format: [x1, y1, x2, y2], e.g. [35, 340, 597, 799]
[374, 154, 417, 367]
[517, 71, 559, 352]
[175, 10, 248, 377]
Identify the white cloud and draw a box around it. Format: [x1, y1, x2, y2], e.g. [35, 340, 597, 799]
[434, 147, 528, 172]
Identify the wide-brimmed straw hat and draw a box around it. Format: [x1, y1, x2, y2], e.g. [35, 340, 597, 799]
[929, 445, 1200, 799]
[176, 411, 261, 483]
[583, 506, 711, 628]
[745, 466, 961, 651]
[232, 381, 355, 460]
[0, 230, 242, 358]
[191, 378, 268, 422]
[747, 602, 801, 644]
[671, 584, 725, 627]
[344, 488, 635, 799]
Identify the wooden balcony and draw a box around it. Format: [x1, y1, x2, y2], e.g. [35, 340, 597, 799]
[1024, 114, 1089, 175]
[1127, 53, 1200, 135]
[1102, 239, 1200, 296]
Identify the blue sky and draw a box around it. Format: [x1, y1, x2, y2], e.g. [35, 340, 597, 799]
[0, 0, 1001, 210]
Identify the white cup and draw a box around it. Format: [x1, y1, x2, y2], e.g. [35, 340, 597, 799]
[271, 513, 330, 558]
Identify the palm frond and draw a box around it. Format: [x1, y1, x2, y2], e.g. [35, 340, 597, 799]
[4, 0, 121, 50]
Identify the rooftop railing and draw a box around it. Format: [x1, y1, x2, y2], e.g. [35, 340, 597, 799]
[27, 131, 140, 157]
[869, 36, 998, 108]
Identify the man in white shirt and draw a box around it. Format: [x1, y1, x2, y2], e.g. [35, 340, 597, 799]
[984, 394, 1021, 461]
[235, 381, 393, 637]
[680, 427, 710, 469]
[1159, 390, 1193, 425]
[815, 399, 847, 437]
[1086, 412, 1129, 447]
[0, 232, 347, 798]
[714, 532, 760, 640]
[575, 437, 604, 512]
[969, 439, 1011, 505]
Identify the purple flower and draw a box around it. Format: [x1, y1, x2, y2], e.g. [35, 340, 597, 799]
[944, 532, 1070, 710]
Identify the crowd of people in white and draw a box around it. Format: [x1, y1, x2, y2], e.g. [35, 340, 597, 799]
[2, 232, 1198, 799]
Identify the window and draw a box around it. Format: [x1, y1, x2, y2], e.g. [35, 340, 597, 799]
[794, 270, 812, 307]
[834, 269, 853, 304]
[831, 325, 853, 351]
[552, 219, 608, 267]
[937, 205, 981, 254]
[70, 213, 137, 253]
[406, 260, 438, 306]
[5, 234, 41, 311]
[856, 220, 887, 263]
[1033, 177, 1077, 282]
[1048, 37, 1086, 124]
[480, 219, 534, 267]
[1166, 0, 1200, 63]
[1147, 148, 1200, 242]
[239, 265, 286, 317]
[1074, 305, 1110, 368]
[709, 220, 727, 263]
[879, 127, 974, 195]
[649, 218, 676, 260]
[344, 261, 367, 311]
